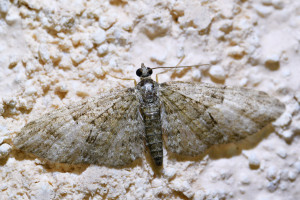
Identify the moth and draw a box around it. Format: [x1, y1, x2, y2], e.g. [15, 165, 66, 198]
[14, 64, 285, 167]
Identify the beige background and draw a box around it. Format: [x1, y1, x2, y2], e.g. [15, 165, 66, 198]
[0, 0, 300, 199]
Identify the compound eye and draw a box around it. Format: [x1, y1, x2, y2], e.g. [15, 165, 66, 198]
[136, 68, 143, 77]
[147, 68, 153, 75]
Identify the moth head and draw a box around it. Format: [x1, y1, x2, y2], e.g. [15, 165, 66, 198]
[136, 63, 153, 78]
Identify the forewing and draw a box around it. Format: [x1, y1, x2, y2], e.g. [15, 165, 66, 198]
[14, 88, 145, 167]
[159, 81, 285, 156]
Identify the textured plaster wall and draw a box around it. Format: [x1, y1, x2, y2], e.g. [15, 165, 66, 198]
[0, 0, 300, 199]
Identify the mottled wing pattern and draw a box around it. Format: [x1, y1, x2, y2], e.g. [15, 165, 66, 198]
[14, 88, 145, 167]
[159, 81, 285, 156]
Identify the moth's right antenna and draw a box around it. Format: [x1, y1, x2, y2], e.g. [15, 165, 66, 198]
[152, 64, 210, 70]
[153, 56, 210, 82]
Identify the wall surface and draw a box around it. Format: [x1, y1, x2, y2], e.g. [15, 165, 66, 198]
[0, 0, 300, 199]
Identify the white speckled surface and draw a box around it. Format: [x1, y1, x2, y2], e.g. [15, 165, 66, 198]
[0, 0, 300, 199]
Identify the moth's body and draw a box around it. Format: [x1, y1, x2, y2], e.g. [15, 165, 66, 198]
[136, 77, 163, 166]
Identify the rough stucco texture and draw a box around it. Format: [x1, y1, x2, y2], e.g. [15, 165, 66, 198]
[0, 0, 300, 199]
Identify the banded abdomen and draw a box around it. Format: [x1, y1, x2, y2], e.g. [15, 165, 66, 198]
[141, 103, 163, 166]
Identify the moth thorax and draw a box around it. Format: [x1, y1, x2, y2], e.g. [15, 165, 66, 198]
[141, 83, 157, 103]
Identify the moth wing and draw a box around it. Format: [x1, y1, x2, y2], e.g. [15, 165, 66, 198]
[159, 81, 285, 156]
[14, 88, 145, 167]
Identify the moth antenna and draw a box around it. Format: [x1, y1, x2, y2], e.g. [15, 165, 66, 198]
[152, 55, 209, 70]
[153, 64, 210, 82]
[152, 64, 210, 70]
[107, 74, 137, 86]
[103, 67, 137, 86]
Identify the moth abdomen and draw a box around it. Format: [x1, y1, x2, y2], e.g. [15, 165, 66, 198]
[141, 109, 162, 166]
